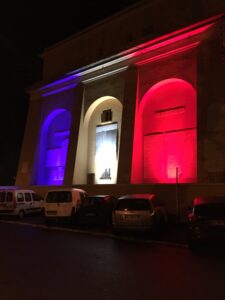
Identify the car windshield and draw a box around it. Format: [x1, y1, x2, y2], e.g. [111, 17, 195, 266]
[194, 203, 225, 218]
[117, 198, 151, 211]
[46, 191, 72, 203]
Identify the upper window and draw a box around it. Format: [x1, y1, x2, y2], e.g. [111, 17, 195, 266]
[101, 109, 112, 123]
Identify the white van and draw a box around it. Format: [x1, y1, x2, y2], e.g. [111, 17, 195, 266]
[44, 188, 87, 223]
[0, 188, 44, 219]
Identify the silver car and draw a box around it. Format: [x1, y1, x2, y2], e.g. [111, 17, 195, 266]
[112, 194, 167, 232]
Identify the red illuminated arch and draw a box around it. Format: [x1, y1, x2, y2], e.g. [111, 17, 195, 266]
[132, 78, 197, 183]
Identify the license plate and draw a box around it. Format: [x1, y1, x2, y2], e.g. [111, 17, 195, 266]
[124, 214, 140, 219]
[46, 211, 57, 215]
[85, 213, 96, 217]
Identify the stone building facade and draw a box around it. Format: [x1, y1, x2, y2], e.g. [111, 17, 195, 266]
[16, 0, 225, 216]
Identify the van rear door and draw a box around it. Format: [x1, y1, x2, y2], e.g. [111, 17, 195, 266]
[45, 191, 73, 217]
[0, 191, 14, 213]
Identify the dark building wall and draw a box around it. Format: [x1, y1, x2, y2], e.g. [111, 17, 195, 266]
[40, 89, 76, 122]
[197, 22, 225, 182]
[16, 96, 42, 185]
[83, 71, 126, 113]
[41, 0, 225, 82]
[138, 47, 197, 101]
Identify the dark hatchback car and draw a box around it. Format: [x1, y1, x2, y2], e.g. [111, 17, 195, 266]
[188, 196, 225, 247]
[77, 195, 117, 226]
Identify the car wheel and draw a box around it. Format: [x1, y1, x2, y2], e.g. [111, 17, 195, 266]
[187, 231, 200, 250]
[188, 238, 200, 250]
[105, 214, 112, 227]
[45, 218, 52, 226]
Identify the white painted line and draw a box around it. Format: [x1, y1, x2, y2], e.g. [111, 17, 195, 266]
[0, 220, 188, 248]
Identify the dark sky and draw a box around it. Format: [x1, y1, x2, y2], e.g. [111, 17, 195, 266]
[0, 0, 141, 184]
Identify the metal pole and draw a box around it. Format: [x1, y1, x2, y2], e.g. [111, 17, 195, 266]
[175, 167, 179, 224]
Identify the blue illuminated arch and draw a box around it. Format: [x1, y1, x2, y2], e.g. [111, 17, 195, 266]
[38, 109, 71, 185]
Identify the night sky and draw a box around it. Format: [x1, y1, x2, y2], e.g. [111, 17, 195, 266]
[0, 0, 141, 185]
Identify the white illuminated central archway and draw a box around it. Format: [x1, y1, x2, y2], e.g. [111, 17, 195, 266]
[74, 96, 122, 184]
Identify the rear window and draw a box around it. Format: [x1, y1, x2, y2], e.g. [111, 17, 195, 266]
[83, 197, 104, 207]
[117, 198, 152, 211]
[32, 193, 42, 201]
[194, 203, 225, 218]
[46, 191, 72, 203]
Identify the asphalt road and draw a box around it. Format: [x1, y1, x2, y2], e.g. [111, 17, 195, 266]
[0, 222, 225, 300]
[0, 214, 188, 245]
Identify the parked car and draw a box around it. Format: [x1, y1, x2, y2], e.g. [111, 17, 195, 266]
[112, 194, 167, 232]
[188, 196, 225, 247]
[44, 188, 87, 224]
[78, 195, 117, 226]
[0, 188, 44, 219]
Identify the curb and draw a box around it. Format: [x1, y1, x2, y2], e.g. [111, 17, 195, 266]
[0, 220, 188, 249]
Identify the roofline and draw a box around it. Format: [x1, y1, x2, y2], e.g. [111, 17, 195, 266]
[28, 13, 224, 95]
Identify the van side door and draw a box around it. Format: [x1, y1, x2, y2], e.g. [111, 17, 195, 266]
[32, 193, 43, 212]
[16, 192, 25, 214]
[24, 192, 33, 213]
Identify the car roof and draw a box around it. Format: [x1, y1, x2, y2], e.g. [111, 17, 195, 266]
[87, 195, 113, 198]
[0, 186, 19, 190]
[0, 188, 35, 193]
[47, 188, 86, 193]
[118, 194, 155, 200]
[193, 196, 225, 206]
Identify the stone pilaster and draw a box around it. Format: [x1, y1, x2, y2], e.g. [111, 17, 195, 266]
[117, 65, 138, 184]
[64, 83, 84, 185]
